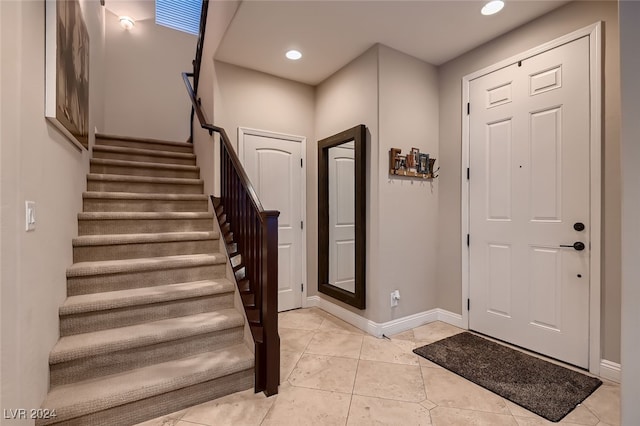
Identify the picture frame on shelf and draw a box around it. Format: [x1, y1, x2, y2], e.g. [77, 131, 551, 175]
[417, 153, 430, 174]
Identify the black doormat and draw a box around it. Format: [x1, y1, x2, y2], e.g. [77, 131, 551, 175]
[413, 332, 602, 422]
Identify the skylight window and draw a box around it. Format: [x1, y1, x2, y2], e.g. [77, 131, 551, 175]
[156, 0, 202, 36]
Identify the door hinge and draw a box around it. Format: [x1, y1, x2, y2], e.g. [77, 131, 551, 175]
[467, 234, 470, 246]
[467, 103, 470, 115]
[301, 158, 303, 167]
[467, 167, 470, 180]
[301, 283, 304, 292]
[301, 221, 304, 230]
[467, 298, 470, 311]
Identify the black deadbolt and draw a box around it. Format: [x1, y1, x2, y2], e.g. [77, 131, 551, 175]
[574, 222, 585, 231]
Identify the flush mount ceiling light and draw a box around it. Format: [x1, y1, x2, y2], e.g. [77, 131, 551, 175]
[119, 16, 135, 30]
[285, 50, 302, 60]
[481, 0, 505, 15]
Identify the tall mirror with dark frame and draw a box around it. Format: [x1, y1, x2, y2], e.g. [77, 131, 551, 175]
[318, 125, 366, 309]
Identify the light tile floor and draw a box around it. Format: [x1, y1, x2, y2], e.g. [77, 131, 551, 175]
[138, 308, 620, 426]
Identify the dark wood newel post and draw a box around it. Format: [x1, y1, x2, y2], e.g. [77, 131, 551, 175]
[262, 210, 280, 396]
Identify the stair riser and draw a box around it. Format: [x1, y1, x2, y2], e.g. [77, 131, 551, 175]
[83, 198, 208, 213]
[96, 139, 193, 153]
[78, 218, 214, 235]
[90, 163, 199, 179]
[87, 180, 203, 194]
[50, 327, 244, 387]
[38, 369, 253, 426]
[73, 239, 218, 262]
[60, 293, 235, 336]
[93, 151, 196, 166]
[67, 264, 226, 295]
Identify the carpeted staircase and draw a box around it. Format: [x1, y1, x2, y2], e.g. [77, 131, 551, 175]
[38, 135, 254, 426]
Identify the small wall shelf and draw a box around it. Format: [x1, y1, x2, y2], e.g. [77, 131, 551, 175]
[389, 147, 438, 179]
[389, 169, 435, 179]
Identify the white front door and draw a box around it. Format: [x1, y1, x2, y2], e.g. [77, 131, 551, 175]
[240, 129, 305, 312]
[328, 143, 356, 293]
[469, 37, 591, 367]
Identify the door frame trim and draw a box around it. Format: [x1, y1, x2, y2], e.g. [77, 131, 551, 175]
[238, 127, 308, 310]
[460, 22, 602, 374]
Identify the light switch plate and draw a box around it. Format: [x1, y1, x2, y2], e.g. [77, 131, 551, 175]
[25, 201, 36, 231]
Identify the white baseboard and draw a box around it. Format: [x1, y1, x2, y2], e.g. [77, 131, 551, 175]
[306, 296, 464, 337]
[599, 359, 621, 383]
[305, 296, 372, 333]
[307, 297, 618, 383]
[435, 309, 464, 328]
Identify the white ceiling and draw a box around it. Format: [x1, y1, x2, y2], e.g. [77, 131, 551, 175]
[104, 0, 156, 22]
[215, 0, 570, 85]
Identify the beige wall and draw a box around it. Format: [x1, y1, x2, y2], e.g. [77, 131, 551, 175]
[213, 61, 315, 151]
[103, 10, 196, 142]
[436, 0, 621, 363]
[211, 60, 316, 295]
[0, 0, 105, 415]
[315, 46, 380, 318]
[377, 46, 440, 321]
[619, 1, 640, 422]
[314, 45, 440, 323]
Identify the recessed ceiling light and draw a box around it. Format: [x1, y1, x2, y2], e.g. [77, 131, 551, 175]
[119, 16, 135, 30]
[286, 50, 302, 60]
[481, 0, 505, 16]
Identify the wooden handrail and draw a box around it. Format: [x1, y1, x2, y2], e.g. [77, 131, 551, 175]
[182, 0, 280, 396]
[181, 73, 266, 216]
[192, 0, 209, 94]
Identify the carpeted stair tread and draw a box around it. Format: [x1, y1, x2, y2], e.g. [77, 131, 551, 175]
[87, 173, 204, 185]
[50, 309, 244, 364]
[82, 192, 208, 201]
[91, 158, 200, 172]
[78, 211, 213, 220]
[73, 231, 219, 247]
[66, 254, 226, 277]
[96, 133, 192, 148]
[40, 343, 253, 425]
[92, 145, 196, 160]
[60, 279, 235, 316]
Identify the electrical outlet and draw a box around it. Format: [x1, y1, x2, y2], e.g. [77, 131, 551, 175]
[25, 201, 36, 231]
[390, 290, 400, 307]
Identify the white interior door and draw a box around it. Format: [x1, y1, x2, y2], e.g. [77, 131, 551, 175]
[469, 37, 591, 368]
[240, 129, 304, 312]
[328, 143, 356, 293]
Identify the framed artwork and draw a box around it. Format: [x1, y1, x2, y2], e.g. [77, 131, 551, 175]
[45, 0, 90, 149]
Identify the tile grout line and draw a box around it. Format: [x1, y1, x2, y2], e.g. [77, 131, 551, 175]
[345, 340, 364, 426]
